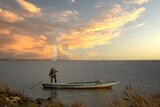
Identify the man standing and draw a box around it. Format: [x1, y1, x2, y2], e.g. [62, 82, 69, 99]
[49, 67, 58, 83]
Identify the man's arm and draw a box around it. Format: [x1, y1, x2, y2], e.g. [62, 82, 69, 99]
[49, 69, 53, 76]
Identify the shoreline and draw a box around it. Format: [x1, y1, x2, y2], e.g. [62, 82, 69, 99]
[0, 82, 160, 107]
[0, 82, 64, 107]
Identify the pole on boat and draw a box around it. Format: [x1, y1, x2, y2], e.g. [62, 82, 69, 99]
[29, 75, 49, 90]
[29, 80, 44, 90]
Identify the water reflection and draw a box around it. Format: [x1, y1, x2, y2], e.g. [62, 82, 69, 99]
[43, 88, 113, 106]
[50, 89, 57, 100]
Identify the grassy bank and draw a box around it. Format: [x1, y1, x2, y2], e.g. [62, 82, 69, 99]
[0, 82, 64, 107]
[0, 82, 159, 107]
[71, 86, 160, 107]
[111, 85, 160, 107]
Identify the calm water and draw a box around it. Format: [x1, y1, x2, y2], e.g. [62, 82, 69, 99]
[0, 60, 160, 107]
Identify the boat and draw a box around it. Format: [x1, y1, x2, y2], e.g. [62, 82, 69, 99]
[42, 80, 119, 89]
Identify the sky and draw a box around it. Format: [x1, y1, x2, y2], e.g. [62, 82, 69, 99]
[0, 0, 160, 60]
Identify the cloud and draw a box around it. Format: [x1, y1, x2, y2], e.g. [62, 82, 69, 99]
[0, 28, 14, 44]
[0, 0, 149, 59]
[134, 23, 145, 28]
[56, 5, 145, 50]
[56, 30, 118, 49]
[16, 0, 41, 14]
[0, 28, 11, 35]
[52, 10, 79, 22]
[39, 35, 47, 40]
[133, 0, 148, 5]
[0, 8, 24, 23]
[71, 0, 75, 3]
[95, 1, 105, 8]
[0, 15, 55, 40]
[0, 29, 51, 59]
[126, 23, 145, 30]
[68, 0, 75, 4]
[125, 0, 148, 5]
[87, 52, 98, 57]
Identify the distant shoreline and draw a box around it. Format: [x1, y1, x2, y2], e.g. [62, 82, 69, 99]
[0, 58, 160, 62]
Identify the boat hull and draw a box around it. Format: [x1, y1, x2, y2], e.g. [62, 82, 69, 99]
[42, 81, 118, 89]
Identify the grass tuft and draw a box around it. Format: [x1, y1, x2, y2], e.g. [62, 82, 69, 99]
[112, 85, 160, 107]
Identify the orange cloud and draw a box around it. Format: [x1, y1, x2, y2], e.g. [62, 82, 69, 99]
[0, 8, 24, 23]
[0, 28, 11, 35]
[39, 35, 47, 40]
[0, 1, 149, 60]
[56, 6, 145, 50]
[84, 7, 145, 33]
[16, 0, 41, 14]
[1, 32, 51, 59]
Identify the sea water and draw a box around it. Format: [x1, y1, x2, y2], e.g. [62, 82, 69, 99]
[0, 60, 160, 107]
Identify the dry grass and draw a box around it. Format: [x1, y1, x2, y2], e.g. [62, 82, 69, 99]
[71, 101, 87, 107]
[0, 82, 159, 107]
[112, 85, 160, 107]
[70, 85, 160, 107]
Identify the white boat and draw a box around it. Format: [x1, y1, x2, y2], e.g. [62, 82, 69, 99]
[42, 80, 119, 89]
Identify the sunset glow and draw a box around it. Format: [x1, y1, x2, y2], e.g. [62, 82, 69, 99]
[0, 0, 160, 60]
